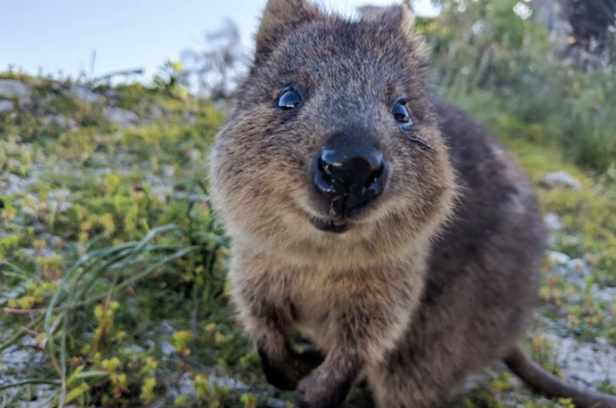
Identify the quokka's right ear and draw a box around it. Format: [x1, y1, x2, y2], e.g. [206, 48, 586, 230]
[359, 4, 416, 36]
[255, 0, 322, 63]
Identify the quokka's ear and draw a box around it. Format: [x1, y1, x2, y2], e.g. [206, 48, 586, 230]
[255, 0, 322, 62]
[359, 4, 416, 38]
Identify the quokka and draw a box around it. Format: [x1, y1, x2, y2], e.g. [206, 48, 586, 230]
[208, 1, 616, 407]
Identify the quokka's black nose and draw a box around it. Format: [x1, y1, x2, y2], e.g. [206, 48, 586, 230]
[311, 137, 388, 215]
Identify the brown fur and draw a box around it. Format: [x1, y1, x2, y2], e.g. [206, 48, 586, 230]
[207, 1, 616, 407]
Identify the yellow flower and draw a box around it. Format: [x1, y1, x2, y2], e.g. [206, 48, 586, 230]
[140, 377, 157, 404]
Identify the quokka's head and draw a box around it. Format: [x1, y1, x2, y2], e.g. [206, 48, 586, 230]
[208, 0, 457, 267]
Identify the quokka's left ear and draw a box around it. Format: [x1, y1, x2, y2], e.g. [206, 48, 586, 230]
[255, 0, 323, 64]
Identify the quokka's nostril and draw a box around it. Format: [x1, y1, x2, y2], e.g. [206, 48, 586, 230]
[318, 157, 333, 182]
[311, 154, 336, 196]
[365, 161, 385, 189]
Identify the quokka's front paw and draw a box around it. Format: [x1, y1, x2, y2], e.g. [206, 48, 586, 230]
[294, 371, 352, 408]
[259, 347, 325, 391]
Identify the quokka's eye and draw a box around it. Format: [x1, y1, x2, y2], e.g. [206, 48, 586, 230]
[277, 87, 303, 110]
[393, 101, 413, 125]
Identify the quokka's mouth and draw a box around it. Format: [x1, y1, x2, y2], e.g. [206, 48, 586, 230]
[309, 216, 351, 234]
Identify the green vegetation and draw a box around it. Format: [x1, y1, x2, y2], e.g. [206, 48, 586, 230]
[1, 1, 615, 406]
[421, 0, 616, 173]
[0, 71, 274, 407]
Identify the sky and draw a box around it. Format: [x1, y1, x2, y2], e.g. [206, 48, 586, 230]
[0, 0, 438, 80]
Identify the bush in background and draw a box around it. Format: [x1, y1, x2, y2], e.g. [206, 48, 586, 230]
[420, 0, 616, 173]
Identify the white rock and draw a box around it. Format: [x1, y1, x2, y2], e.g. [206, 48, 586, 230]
[104, 107, 139, 127]
[566, 258, 589, 274]
[563, 235, 579, 245]
[0, 99, 14, 112]
[21, 248, 57, 259]
[122, 344, 145, 355]
[547, 250, 570, 266]
[591, 284, 616, 303]
[544, 212, 563, 231]
[163, 165, 175, 178]
[0, 79, 31, 100]
[542, 171, 582, 190]
[70, 84, 104, 103]
[160, 341, 175, 356]
[44, 114, 77, 129]
[148, 104, 165, 120]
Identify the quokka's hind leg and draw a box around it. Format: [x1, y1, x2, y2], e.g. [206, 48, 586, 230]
[366, 346, 482, 408]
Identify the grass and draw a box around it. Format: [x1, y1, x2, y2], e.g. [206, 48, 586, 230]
[0, 73, 269, 407]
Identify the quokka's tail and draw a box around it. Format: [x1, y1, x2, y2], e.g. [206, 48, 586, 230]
[504, 344, 616, 408]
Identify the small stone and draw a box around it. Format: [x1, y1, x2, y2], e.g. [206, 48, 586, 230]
[0, 79, 31, 100]
[148, 104, 165, 120]
[123, 345, 145, 355]
[160, 341, 175, 356]
[181, 113, 196, 125]
[104, 107, 139, 127]
[542, 171, 582, 190]
[547, 250, 570, 266]
[0, 99, 14, 112]
[185, 148, 201, 161]
[44, 114, 77, 129]
[567, 258, 588, 274]
[70, 84, 104, 103]
[163, 165, 175, 178]
[544, 212, 563, 231]
[591, 285, 616, 303]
